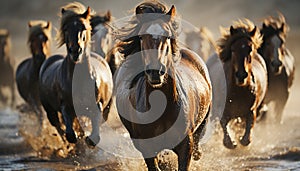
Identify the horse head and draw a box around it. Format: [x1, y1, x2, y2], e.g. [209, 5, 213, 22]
[136, 4, 178, 88]
[28, 21, 51, 61]
[259, 14, 288, 75]
[0, 29, 10, 59]
[59, 6, 92, 63]
[230, 26, 257, 86]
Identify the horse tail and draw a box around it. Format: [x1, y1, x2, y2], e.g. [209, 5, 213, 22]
[39, 55, 64, 77]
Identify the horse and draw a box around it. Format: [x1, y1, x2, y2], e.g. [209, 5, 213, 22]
[0, 29, 15, 107]
[185, 27, 217, 61]
[90, 10, 113, 58]
[39, 2, 113, 147]
[114, 2, 212, 170]
[207, 19, 268, 149]
[257, 13, 295, 123]
[16, 20, 51, 123]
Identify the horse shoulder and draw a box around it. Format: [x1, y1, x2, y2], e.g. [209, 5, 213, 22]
[39, 55, 64, 77]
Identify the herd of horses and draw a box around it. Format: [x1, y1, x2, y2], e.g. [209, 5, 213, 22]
[0, 1, 295, 170]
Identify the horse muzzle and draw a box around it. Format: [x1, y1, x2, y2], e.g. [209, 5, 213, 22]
[271, 60, 283, 74]
[145, 69, 165, 88]
[235, 71, 248, 86]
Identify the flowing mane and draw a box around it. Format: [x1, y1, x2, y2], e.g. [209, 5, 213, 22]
[114, 0, 180, 58]
[218, 19, 262, 62]
[260, 12, 288, 42]
[56, 2, 93, 47]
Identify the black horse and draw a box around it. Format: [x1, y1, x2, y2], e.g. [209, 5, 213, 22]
[258, 13, 295, 123]
[39, 3, 113, 147]
[16, 20, 51, 123]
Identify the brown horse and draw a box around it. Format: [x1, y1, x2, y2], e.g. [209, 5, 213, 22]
[258, 13, 295, 123]
[39, 2, 113, 147]
[208, 19, 267, 149]
[185, 27, 217, 61]
[16, 20, 51, 122]
[114, 2, 211, 170]
[0, 29, 15, 107]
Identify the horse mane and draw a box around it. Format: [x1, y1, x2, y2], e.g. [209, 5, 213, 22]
[56, 2, 94, 47]
[218, 19, 262, 62]
[260, 12, 289, 42]
[114, 0, 180, 58]
[28, 20, 52, 44]
[90, 11, 112, 34]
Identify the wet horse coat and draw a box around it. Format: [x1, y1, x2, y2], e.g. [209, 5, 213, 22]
[114, 2, 211, 170]
[39, 3, 113, 147]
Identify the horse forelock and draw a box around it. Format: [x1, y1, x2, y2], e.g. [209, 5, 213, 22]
[115, 1, 180, 58]
[218, 19, 262, 62]
[56, 2, 92, 47]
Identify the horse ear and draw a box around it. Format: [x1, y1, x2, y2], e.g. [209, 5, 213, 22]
[82, 7, 91, 19]
[105, 10, 111, 21]
[61, 8, 66, 14]
[28, 22, 32, 28]
[230, 26, 236, 35]
[45, 21, 51, 29]
[262, 23, 267, 29]
[167, 5, 176, 19]
[250, 26, 257, 37]
[279, 23, 285, 33]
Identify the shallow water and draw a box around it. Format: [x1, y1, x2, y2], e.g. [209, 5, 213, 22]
[0, 102, 300, 171]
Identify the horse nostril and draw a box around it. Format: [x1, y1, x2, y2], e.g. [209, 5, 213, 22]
[271, 60, 282, 68]
[236, 71, 248, 80]
[159, 65, 166, 76]
[78, 47, 82, 54]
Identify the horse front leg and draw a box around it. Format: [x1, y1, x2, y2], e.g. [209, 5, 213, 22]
[144, 157, 159, 171]
[274, 93, 288, 124]
[61, 105, 77, 143]
[192, 112, 209, 160]
[240, 110, 255, 146]
[173, 133, 193, 171]
[220, 113, 237, 149]
[85, 103, 101, 147]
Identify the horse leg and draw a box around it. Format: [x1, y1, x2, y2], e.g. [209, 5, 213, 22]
[144, 157, 159, 171]
[220, 114, 236, 149]
[240, 110, 255, 146]
[173, 133, 193, 171]
[102, 98, 112, 122]
[10, 80, 16, 108]
[85, 103, 101, 147]
[44, 105, 64, 139]
[192, 111, 209, 161]
[61, 105, 77, 143]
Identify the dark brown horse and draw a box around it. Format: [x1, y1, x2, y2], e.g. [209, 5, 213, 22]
[258, 13, 295, 123]
[39, 2, 113, 147]
[16, 20, 51, 122]
[208, 19, 267, 149]
[114, 2, 211, 170]
[0, 29, 15, 107]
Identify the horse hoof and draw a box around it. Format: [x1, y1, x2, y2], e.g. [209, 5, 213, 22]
[240, 137, 251, 146]
[66, 132, 77, 143]
[192, 150, 202, 161]
[85, 135, 100, 147]
[223, 139, 237, 149]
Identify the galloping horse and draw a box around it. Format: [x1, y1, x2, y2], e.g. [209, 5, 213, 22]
[114, 2, 211, 170]
[185, 27, 217, 61]
[0, 29, 15, 107]
[258, 13, 295, 123]
[90, 11, 113, 58]
[16, 20, 51, 122]
[208, 19, 267, 149]
[39, 2, 113, 147]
